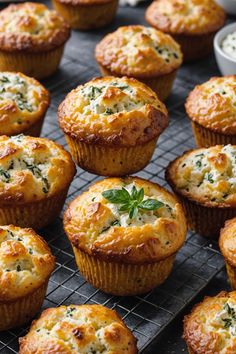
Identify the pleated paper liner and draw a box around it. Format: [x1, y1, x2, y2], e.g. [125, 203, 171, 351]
[0, 45, 65, 80]
[191, 121, 236, 147]
[0, 186, 69, 229]
[172, 192, 236, 238]
[52, 0, 118, 30]
[73, 246, 176, 296]
[173, 32, 215, 62]
[0, 280, 49, 331]
[98, 65, 177, 102]
[65, 133, 158, 176]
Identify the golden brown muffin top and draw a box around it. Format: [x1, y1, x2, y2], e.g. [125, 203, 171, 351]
[19, 304, 138, 354]
[166, 145, 236, 207]
[220, 217, 236, 267]
[0, 135, 75, 204]
[95, 26, 183, 77]
[0, 225, 55, 302]
[64, 177, 187, 264]
[184, 291, 236, 354]
[0, 72, 50, 135]
[146, 0, 226, 36]
[186, 76, 236, 135]
[58, 76, 168, 147]
[0, 2, 70, 53]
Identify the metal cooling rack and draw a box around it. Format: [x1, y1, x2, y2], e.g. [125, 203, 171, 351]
[0, 2, 230, 353]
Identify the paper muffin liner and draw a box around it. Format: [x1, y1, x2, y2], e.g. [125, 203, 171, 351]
[191, 121, 236, 148]
[0, 45, 65, 80]
[173, 193, 236, 239]
[172, 32, 215, 62]
[65, 133, 158, 176]
[52, 0, 118, 30]
[72, 246, 176, 296]
[0, 186, 69, 229]
[0, 280, 48, 331]
[225, 262, 236, 290]
[98, 64, 177, 101]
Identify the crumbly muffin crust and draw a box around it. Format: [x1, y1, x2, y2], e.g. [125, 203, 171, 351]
[166, 145, 236, 207]
[95, 26, 183, 77]
[64, 176, 187, 264]
[19, 304, 138, 354]
[0, 224, 55, 302]
[0, 72, 50, 135]
[58, 76, 168, 147]
[0, 2, 70, 53]
[220, 217, 236, 268]
[0, 135, 75, 204]
[184, 291, 236, 354]
[146, 0, 226, 36]
[186, 76, 236, 135]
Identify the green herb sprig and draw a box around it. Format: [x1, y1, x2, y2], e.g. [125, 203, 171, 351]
[102, 185, 164, 219]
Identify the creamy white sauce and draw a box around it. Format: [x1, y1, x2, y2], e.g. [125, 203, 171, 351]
[221, 31, 236, 60]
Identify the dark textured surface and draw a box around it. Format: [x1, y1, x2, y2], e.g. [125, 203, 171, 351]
[0, 1, 234, 353]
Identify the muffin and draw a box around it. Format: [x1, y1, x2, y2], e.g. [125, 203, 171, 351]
[52, 0, 118, 30]
[220, 217, 236, 290]
[186, 76, 236, 147]
[0, 134, 76, 229]
[166, 144, 236, 238]
[95, 26, 183, 101]
[0, 2, 70, 79]
[145, 0, 226, 62]
[63, 176, 187, 296]
[184, 291, 236, 354]
[58, 76, 168, 176]
[0, 72, 50, 137]
[0, 224, 55, 331]
[19, 304, 138, 353]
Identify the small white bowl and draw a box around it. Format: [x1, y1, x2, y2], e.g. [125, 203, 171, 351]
[215, 0, 236, 16]
[214, 22, 236, 75]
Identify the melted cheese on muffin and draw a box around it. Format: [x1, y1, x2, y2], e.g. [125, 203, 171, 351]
[146, 0, 225, 36]
[167, 145, 236, 206]
[95, 26, 182, 77]
[58, 76, 168, 147]
[19, 304, 137, 354]
[0, 225, 55, 301]
[0, 135, 75, 203]
[0, 72, 50, 135]
[64, 177, 187, 264]
[186, 76, 236, 134]
[0, 2, 70, 52]
[184, 291, 236, 354]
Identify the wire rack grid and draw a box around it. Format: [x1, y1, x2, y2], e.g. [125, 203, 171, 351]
[0, 3, 229, 353]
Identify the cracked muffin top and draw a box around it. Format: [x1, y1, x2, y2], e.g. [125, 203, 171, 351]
[19, 304, 138, 354]
[0, 2, 70, 52]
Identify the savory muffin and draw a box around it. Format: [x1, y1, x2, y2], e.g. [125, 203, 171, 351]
[0, 72, 50, 137]
[0, 224, 55, 331]
[186, 76, 236, 147]
[19, 304, 138, 353]
[63, 176, 187, 296]
[184, 291, 236, 354]
[58, 76, 168, 176]
[220, 217, 236, 290]
[145, 0, 226, 62]
[52, 0, 118, 30]
[0, 2, 70, 79]
[166, 145, 236, 238]
[0, 135, 76, 229]
[95, 26, 183, 101]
